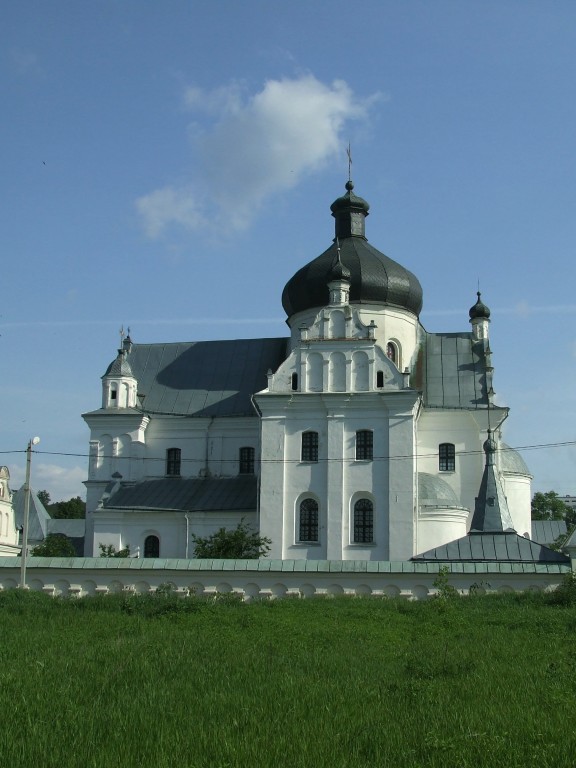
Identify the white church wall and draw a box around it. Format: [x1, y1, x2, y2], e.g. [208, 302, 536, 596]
[502, 473, 532, 537]
[416, 409, 485, 524]
[93, 510, 256, 559]
[415, 506, 469, 555]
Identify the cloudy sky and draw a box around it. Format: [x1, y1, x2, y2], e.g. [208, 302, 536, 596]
[2, 1, 576, 500]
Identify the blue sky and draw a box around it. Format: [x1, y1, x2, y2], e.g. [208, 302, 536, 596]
[2, 1, 576, 501]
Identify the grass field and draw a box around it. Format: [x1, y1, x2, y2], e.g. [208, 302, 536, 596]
[1, 587, 575, 768]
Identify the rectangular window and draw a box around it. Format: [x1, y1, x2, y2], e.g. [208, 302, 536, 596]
[239, 446, 255, 474]
[439, 443, 455, 472]
[301, 431, 318, 462]
[166, 448, 181, 476]
[299, 499, 319, 542]
[353, 499, 374, 543]
[355, 430, 373, 461]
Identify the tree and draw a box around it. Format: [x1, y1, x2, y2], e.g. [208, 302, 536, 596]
[191, 519, 271, 559]
[531, 491, 576, 525]
[31, 533, 76, 557]
[37, 490, 51, 507]
[98, 543, 130, 558]
[50, 496, 86, 519]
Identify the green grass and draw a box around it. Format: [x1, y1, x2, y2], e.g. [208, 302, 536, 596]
[1, 590, 576, 767]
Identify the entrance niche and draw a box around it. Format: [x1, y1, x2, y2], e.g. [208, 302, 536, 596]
[144, 535, 160, 558]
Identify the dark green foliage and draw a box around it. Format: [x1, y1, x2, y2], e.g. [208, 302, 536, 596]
[50, 496, 86, 519]
[191, 518, 271, 558]
[37, 489, 51, 507]
[30, 533, 76, 557]
[37, 491, 86, 518]
[531, 490, 575, 524]
[98, 543, 130, 558]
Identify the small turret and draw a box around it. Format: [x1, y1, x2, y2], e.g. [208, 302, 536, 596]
[327, 240, 351, 306]
[101, 338, 138, 409]
[470, 430, 515, 532]
[469, 291, 490, 341]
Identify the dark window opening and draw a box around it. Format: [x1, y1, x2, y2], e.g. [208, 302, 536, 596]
[376, 371, 384, 388]
[299, 499, 319, 542]
[439, 443, 456, 472]
[301, 431, 318, 462]
[291, 372, 298, 391]
[356, 430, 373, 461]
[353, 499, 374, 543]
[110, 389, 117, 400]
[239, 446, 255, 474]
[166, 447, 181, 476]
[144, 535, 160, 558]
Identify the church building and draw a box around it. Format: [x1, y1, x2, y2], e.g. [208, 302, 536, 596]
[82, 180, 534, 561]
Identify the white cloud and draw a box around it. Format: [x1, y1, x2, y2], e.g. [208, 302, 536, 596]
[136, 74, 379, 237]
[9, 463, 86, 502]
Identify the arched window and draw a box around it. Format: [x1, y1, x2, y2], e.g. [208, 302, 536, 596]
[144, 535, 160, 558]
[353, 499, 374, 543]
[301, 431, 319, 462]
[356, 430, 373, 461]
[166, 448, 181, 476]
[239, 446, 255, 474]
[386, 342, 398, 365]
[439, 443, 455, 472]
[299, 499, 319, 542]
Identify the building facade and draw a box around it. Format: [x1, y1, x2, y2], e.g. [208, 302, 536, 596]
[83, 180, 533, 560]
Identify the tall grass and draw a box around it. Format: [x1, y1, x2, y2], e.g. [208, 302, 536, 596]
[1, 589, 575, 767]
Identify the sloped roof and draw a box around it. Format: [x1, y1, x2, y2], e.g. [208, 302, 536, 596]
[412, 332, 502, 410]
[88, 338, 288, 418]
[531, 520, 567, 547]
[12, 487, 50, 542]
[103, 476, 257, 513]
[412, 531, 570, 564]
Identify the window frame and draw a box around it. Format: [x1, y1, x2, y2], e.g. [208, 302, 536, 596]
[353, 498, 374, 544]
[355, 430, 374, 461]
[239, 446, 255, 475]
[301, 431, 319, 463]
[299, 498, 319, 543]
[166, 447, 182, 477]
[439, 442, 456, 472]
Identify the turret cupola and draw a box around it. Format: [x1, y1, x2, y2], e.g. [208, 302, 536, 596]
[469, 291, 491, 341]
[282, 180, 423, 319]
[102, 341, 138, 409]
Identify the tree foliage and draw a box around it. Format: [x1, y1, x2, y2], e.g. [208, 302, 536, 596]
[531, 491, 576, 526]
[37, 491, 86, 518]
[99, 543, 131, 558]
[31, 533, 76, 557]
[191, 520, 271, 559]
[37, 490, 51, 507]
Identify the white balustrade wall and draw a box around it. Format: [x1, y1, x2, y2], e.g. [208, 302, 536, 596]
[0, 557, 571, 599]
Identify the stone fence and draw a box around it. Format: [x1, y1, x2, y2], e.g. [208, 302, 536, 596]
[0, 557, 571, 599]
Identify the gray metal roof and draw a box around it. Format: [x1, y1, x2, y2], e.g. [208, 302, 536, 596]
[282, 236, 423, 318]
[89, 338, 287, 418]
[0, 556, 569, 574]
[104, 476, 257, 513]
[412, 531, 570, 564]
[500, 443, 532, 476]
[531, 520, 567, 547]
[12, 487, 50, 542]
[418, 472, 459, 504]
[282, 182, 423, 318]
[413, 332, 503, 410]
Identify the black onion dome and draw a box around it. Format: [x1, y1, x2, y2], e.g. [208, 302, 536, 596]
[469, 291, 491, 320]
[282, 181, 423, 317]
